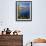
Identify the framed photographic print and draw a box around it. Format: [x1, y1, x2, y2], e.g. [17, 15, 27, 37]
[16, 1, 32, 21]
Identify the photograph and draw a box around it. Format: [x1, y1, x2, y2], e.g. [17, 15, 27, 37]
[16, 1, 32, 21]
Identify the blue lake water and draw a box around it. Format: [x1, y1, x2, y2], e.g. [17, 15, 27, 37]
[19, 8, 30, 17]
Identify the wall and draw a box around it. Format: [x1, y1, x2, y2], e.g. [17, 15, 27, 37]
[32, 0, 46, 39]
[0, 0, 46, 46]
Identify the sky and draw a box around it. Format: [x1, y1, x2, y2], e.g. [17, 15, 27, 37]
[17, 1, 32, 7]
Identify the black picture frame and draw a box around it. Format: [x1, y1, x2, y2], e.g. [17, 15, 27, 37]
[16, 1, 32, 21]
